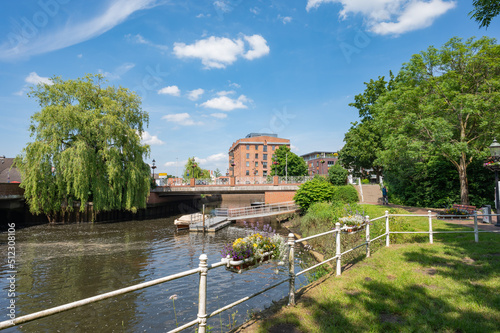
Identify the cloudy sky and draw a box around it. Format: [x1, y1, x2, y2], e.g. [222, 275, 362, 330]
[0, 0, 498, 176]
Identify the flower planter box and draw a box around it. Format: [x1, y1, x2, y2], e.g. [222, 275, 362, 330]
[342, 224, 366, 234]
[226, 253, 272, 273]
[437, 215, 470, 220]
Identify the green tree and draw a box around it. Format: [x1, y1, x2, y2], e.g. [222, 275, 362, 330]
[213, 168, 222, 178]
[340, 75, 393, 182]
[16, 74, 151, 222]
[470, 0, 500, 28]
[293, 178, 335, 212]
[183, 157, 203, 179]
[328, 164, 349, 186]
[375, 36, 500, 204]
[270, 146, 307, 177]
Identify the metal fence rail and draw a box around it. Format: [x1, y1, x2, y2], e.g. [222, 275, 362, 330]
[3, 210, 499, 332]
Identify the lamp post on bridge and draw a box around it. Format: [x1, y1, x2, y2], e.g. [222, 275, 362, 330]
[151, 159, 156, 184]
[484, 139, 500, 226]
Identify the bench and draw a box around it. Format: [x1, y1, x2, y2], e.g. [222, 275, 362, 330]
[452, 204, 477, 215]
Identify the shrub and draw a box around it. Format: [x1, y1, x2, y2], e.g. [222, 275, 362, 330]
[332, 185, 359, 204]
[361, 178, 370, 184]
[328, 164, 349, 185]
[294, 179, 335, 212]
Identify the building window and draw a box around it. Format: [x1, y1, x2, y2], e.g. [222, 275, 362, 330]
[328, 161, 334, 166]
[255, 161, 258, 167]
[255, 145, 259, 150]
[263, 154, 267, 160]
[263, 170, 267, 176]
[254, 170, 258, 176]
[246, 161, 250, 167]
[255, 153, 258, 159]
[272, 145, 275, 150]
[263, 162, 267, 168]
[246, 145, 250, 150]
[317, 161, 319, 166]
[263, 145, 267, 152]
[246, 153, 249, 159]
[246, 170, 250, 176]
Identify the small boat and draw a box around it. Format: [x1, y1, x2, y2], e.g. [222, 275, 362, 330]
[174, 213, 204, 230]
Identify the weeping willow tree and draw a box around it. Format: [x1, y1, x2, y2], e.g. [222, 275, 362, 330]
[16, 74, 151, 222]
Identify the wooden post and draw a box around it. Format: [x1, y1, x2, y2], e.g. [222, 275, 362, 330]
[428, 210, 433, 244]
[202, 204, 206, 233]
[336, 222, 341, 276]
[474, 211, 478, 243]
[365, 216, 370, 258]
[385, 210, 390, 247]
[287, 233, 295, 306]
[197, 254, 208, 333]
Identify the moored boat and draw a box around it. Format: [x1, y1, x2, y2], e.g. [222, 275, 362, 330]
[174, 213, 204, 230]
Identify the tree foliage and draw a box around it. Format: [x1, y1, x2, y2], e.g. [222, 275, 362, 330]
[183, 157, 204, 179]
[470, 0, 500, 28]
[328, 163, 349, 185]
[340, 75, 393, 182]
[270, 146, 308, 177]
[294, 178, 335, 212]
[16, 74, 151, 221]
[375, 36, 500, 204]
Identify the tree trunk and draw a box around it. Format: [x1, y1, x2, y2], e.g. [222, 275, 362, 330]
[458, 155, 469, 205]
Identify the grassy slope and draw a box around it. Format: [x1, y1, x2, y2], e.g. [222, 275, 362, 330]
[242, 205, 500, 332]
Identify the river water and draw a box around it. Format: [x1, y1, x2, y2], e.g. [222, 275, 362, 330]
[1, 196, 311, 332]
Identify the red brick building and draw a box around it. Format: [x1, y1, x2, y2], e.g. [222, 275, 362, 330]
[301, 151, 339, 176]
[228, 133, 290, 178]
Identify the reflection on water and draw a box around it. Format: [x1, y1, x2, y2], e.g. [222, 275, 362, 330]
[0, 200, 311, 333]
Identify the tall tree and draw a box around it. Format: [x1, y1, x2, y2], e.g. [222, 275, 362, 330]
[16, 74, 151, 221]
[270, 146, 308, 177]
[470, 0, 500, 28]
[375, 36, 500, 204]
[183, 157, 203, 179]
[340, 75, 393, 182]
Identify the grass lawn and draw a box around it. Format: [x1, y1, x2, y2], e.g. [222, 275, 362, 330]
[241, 206, 500, 332]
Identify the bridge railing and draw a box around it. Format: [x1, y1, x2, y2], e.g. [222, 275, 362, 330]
[221, 201, 298, 219]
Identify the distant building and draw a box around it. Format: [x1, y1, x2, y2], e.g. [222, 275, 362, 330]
[228, 133, 290, 178]
[301, 151, 338, 176]
[0, 157, 21, 183]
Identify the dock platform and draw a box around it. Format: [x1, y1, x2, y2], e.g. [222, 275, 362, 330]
[189, 217, 233, 233]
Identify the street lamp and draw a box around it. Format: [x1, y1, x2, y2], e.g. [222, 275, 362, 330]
[485, 139, 500, 226]
[151, 159, 157, 179]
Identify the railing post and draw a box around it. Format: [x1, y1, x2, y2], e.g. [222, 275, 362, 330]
[288, 233, 295, 306]
[197, 254, 208, 333]
[474, 211, 479, 243]
[365, 216, 370, 258]
[385, 210, 390, 247]
[335, 222, 341, 276]
[428, 210, 433, 244]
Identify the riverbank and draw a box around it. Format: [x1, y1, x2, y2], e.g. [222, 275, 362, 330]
[232, 204, 500, 332]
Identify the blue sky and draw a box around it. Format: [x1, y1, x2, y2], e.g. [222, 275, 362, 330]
[1, 0, 499, 176]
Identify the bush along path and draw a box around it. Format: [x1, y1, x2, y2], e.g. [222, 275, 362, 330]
[231, 204, 500, 333]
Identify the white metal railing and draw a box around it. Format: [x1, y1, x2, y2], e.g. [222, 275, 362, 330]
[279, 176, 313, 184]
[214, 201, 298, 219]
[3, 211, 498, 332]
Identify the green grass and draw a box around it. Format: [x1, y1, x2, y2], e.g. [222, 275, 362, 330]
[250, 206, 500, 333]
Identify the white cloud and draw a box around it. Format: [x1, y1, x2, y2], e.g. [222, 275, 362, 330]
[158, 85, 181, 96]
[141, 131, 164, 145]
[216, 90, 235, 96]
[228, 81, 241, 88]
[195, 152, 227, 164]
[0, 0, 159, 61]
[101, 62, 135, 80]
[250, 7, 260, 15]
[25, 72, 52, 85]
[210, 113, 228, 119]
[77, 54, 83, 58]
[200, 95, 250, 111]
[213, 1, 232, 13]
[242, 35, 270, 60]
[187, 88, 205, 101]
[162, 113, 202, 126]
[196, 13, 211, 18]
[278, 15, 293, 24]
[125, 33, 169, 52]
[306, 0, 456, 35]
[173, 34, 269, 69]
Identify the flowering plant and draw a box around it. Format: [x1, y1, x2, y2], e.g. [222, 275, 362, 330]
[484, 160, 500, 167]
[339, 204, 368, 229]
[221, 223, 287, 262]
